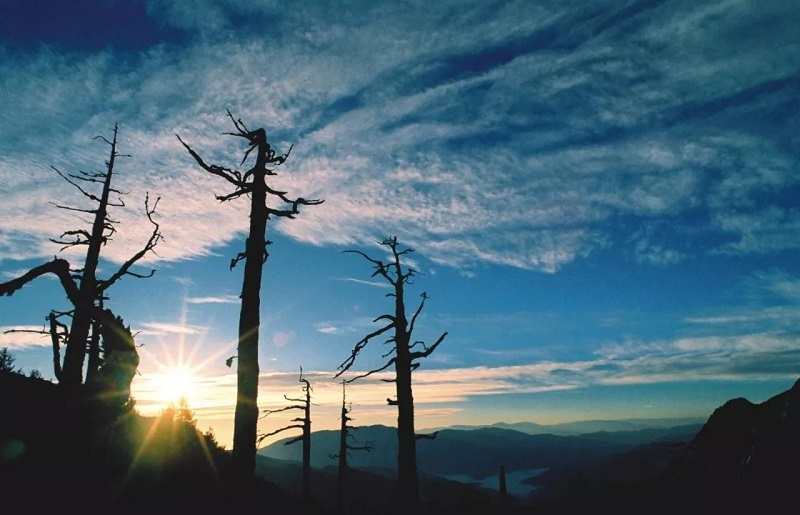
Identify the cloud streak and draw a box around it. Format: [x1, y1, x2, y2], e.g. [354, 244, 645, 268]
[0, 325, 51, 349]
[129, 323, 799, 446]
[139, 322, 207, 336]
[185, 295, 240, 305]
[0, 1, 796, 274]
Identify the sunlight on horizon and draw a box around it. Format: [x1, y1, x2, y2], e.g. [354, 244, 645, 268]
[131, 297, 238, 418]
[149, 365, 199, 406]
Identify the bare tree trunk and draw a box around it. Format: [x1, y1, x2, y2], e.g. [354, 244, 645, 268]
[231, 129, 269, 481]
[84, 320, 102, 384]
[60, 129, 117, 387]
[394, 348, 420, 513]
[179, 116, 321, 486]
[335, 237, 447, 514]
[301, 391, 311, 499]
[336, 406, 348, 515]
[334, 384, 371, 515]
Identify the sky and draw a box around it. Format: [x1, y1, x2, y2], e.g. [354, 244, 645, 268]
[1, 0, 799, 449]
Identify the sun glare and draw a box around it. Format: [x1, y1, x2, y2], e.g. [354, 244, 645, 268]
[153, 366, 198, 405]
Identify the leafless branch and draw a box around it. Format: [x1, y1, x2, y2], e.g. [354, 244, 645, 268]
[0, 258, 79, 305]
[410, 331, 448, 361]
[49, 202, 96, 215]
[230, 250, 247, 270]
[2, 327, 48, 336]
[343, 249, 395, 285]
[224, 108, 250, 137]
[266, 196, 324, 219]
[335, 322, 394, 376]
[67, 169, 104, 183]
[52, 166, 102, 203]
[215, 187, 252, 203]
[256, 424, 304, 444]
[348, 440, 374, 452]
[340, 357, 396, 384]
[283, 434, 304, 446]
[97, 193, 163, 293]
[262, 404, 305, 417]
[175, 134, 244, 187]
[408, 292, 428, 336]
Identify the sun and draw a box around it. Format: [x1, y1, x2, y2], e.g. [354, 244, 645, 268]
[152, 365, 198, 405]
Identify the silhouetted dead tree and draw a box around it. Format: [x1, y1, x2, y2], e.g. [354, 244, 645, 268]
[177, 111, 322, 482]
[500, 464, 507, 500]
[0, 124, 162, 393]
[335, 236, 448, 513]
[331, 381, 373, 515]
[258, 369, 313, 498]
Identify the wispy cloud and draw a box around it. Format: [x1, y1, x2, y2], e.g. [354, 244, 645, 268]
[1, 0, 798, 274]
[737, 269, 800, 303]
[278, 330, 800, 410]
[185, 294, 240, 304]
[316, 324, 344, 335]
[138, 322, 207, 335]
[130, 322, 800, 445]
[334, 277, 393, 289]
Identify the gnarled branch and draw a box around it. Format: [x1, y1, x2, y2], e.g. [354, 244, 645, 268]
[410, 331, 448, 361]
[175, 134, 244, 187]
[335, 322, 394, 376]
[97, 193, 163, 293]
[0, 258, 79, 305]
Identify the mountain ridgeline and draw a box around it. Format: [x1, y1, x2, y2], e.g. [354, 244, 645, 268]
[259, 420, 703, 480]
[257, 378, 800, 513]
[3, 360, 799, 514]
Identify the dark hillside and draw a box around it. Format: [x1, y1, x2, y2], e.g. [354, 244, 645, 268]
[528, 377, 800, 514]
[2, 371, 510, 514]
[0, 371, 296, 513]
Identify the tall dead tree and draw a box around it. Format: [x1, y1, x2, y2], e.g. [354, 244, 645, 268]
[177, 111, 322, 482]
[335, 236, 448, 513]
[331, 381, 373, 515]
[258, 369, 313, 498]
[0, 124, 162, 392]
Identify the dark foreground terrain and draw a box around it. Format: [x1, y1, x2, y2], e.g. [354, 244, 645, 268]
[3, 369, 798, 514]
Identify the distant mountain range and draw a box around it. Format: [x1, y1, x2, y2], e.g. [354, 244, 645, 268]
[258, 418, 704, 481]
[258, 378, 800, 513]
[437, 417, 706, 437]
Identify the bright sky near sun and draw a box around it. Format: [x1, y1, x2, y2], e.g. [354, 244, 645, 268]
[1, 1, 799, 448]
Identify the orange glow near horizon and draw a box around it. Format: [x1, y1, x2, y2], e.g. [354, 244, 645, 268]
[150, 365, 200, 406]
[131, 298, 238, 420]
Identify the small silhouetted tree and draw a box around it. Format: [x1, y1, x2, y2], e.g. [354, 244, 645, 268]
[331, 381, 373, 515]
[0, 124, 162, 392]
[177, 111, 322, 482]
[335, 236, 448, 513]
[258, 369, 313, 498]
[0, 347, 17, 374]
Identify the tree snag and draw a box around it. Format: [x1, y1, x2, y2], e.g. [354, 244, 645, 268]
[335, 236, 448, 513]
[259, 369, 313, 498]
[0, 124, 162, 394]
[177, 111, 322, 482]
[331, 381, 373, 515]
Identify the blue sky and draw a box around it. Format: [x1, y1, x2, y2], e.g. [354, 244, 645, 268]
[1, 0, 799, 448]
